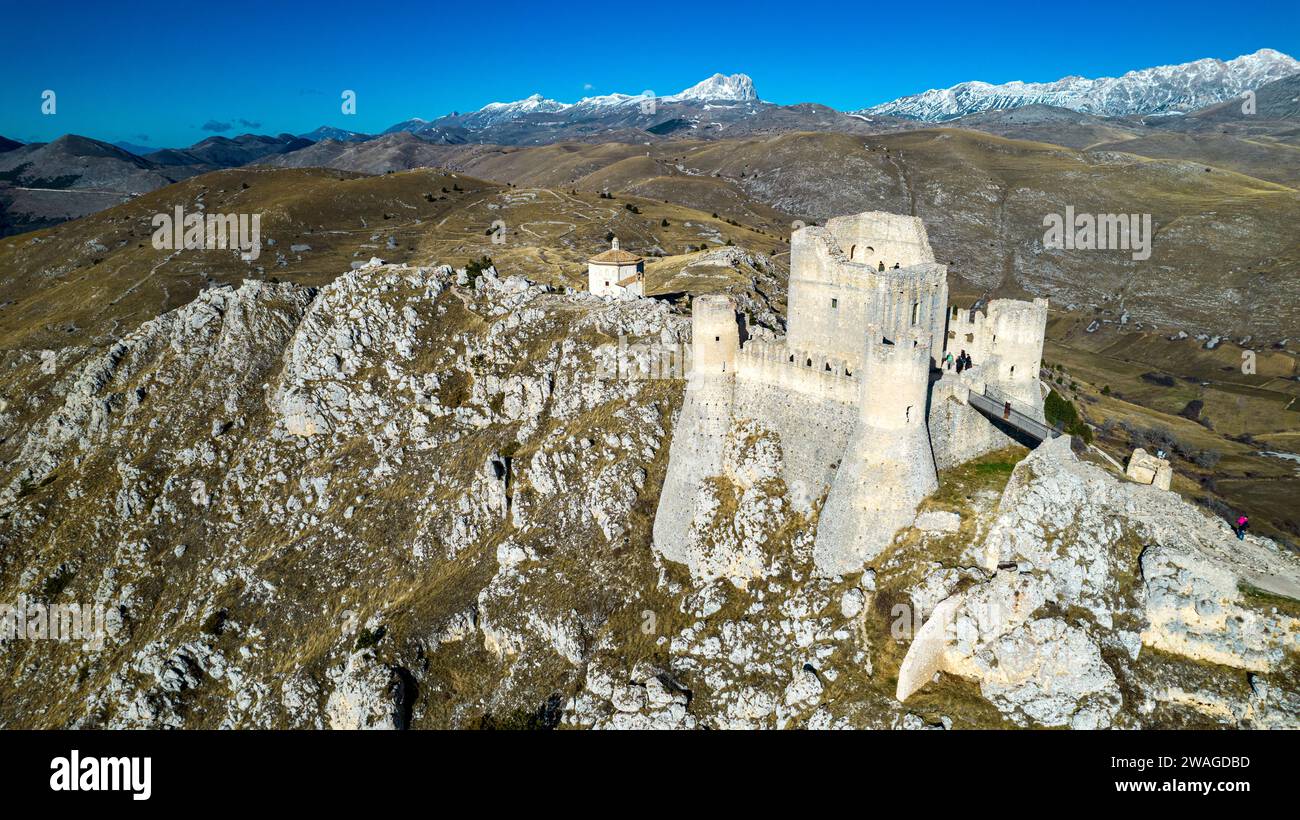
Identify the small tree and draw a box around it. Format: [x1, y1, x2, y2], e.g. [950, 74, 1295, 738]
[1045, 389, 1092, 443]
[465, 256, 493, 285]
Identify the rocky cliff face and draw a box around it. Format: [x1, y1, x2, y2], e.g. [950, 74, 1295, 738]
[0, 263, 1295, 729]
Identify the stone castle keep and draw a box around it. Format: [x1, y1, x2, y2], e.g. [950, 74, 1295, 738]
[653, 211, 1049, 578]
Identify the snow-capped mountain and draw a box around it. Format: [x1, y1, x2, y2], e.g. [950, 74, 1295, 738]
[462, 93, 571, 127]
[299, 126, 371, 142]
[386, 73, 761, 136]
[665, 72, 759, 103]
[862, 49, 1299, 121]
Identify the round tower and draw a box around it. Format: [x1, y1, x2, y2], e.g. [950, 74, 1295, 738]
[859, 326, 933, 430]
[690, 294, 739, 377]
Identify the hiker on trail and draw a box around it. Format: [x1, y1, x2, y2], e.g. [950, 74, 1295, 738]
[1236, 515, 1250, 541]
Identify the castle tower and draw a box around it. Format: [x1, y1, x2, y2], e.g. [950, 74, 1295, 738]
[587, 237, 645, 298]
[653, 294, 739, 564]
[813, 326, 939, 576]
[858, 330, 934, 431]
[787, 213, 948, 373]
[690, 293, 740, 376]
[983, 298, 1048, 420]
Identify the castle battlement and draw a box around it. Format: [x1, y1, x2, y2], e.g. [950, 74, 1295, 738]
[735, 337, 859, 405]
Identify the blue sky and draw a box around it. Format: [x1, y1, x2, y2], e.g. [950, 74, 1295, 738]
[1, 0, 1296, 147]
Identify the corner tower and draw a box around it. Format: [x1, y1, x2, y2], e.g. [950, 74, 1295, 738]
[652, 294, 740, 564]
[813, 327, 939, 576]
[690, 293, 740, 375]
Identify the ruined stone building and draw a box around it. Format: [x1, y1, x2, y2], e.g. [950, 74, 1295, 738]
[653, 211, 1049, 578]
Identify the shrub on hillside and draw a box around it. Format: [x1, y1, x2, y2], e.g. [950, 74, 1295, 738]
[1045, 389, 1092, 444]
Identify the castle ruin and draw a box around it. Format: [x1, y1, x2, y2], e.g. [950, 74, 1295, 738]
[653, 211, 1049, 578]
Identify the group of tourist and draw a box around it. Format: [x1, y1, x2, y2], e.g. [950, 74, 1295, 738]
[944, 350, 975, 373]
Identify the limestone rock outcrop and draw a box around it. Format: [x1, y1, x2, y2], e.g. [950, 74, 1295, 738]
[895, 436, 1300, 728]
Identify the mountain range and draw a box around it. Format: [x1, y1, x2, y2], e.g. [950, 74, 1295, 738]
[862, 48, 1299, 120]
[2, 51, 1297, 237]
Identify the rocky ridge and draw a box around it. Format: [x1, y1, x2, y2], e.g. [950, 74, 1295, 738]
[0, 261, 1295, 729]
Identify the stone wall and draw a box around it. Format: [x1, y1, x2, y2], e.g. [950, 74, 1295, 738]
[945, 305, 988, 364]
[927, 373, 1016, 471]
[733, 383, 855, 513]
[735, 338, 859, 405]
